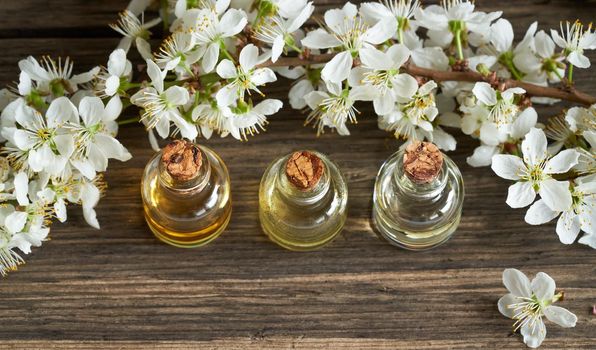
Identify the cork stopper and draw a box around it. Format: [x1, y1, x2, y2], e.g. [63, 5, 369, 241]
[285, 151, 325, 191]
[403, 141, 443, 184]
[161, 139, 202, 182]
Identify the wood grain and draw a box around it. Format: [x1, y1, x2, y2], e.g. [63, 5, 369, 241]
[0, 1, 595, 349]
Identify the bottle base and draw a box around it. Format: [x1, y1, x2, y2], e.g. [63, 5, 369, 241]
[145, 209, 232, 248]
[372, 210, 460, 251]
[260, 216, 344, 251]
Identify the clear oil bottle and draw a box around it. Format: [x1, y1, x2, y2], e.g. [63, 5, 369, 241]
[259, 151, 348, 251]
[141, 140, 232, 248]
[373, 141, 464, 250]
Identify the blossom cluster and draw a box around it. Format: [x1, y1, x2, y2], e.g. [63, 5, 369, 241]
[0, 0, 593, 281]
[0, 54, 132, 275]
[114, 0, 594, 249]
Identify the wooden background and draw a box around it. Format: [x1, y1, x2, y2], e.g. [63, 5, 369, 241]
[0, 1, 595, 349]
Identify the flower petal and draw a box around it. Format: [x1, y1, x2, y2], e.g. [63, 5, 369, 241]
[146, 59, 164, 93]
[252, 99, 283, 116]
[510, 107, 537, 139]
[490, 19, 513, 53]
[202, 42, 220, 73]
[287, 2, 314, 32]
[491, 154, 524, 180]
[107, 49, 127, 76]
[506, 181, 536, 208]
[544, 149, 579, 174]
[289, 80, 314, 110]
[215, 84, 238, 107]
[271, 34, 284, 63]
[502, 268, 531, 297]
[46, 96, 78, 126]
[531, 272, 555, 300]
[386, 44, 411, 68]
[164, 86, 190, 106]
[578, 232, 596, 249]
[467, 145, 498, 167]
[521, 128, 547, 166]
[71, 159, 96, 180]
[472, 82, 497, 106]
[5, 211, 27, 234]
[94, 134, 132, 162]
[54, 198, 67, 222]
[170, 112, 198, 140]
[79, 96, 104, 126]
[301, 29, 342, 49]
[544, 306, 577, 328]
[251, 68, 277, 86]
[13, 172, 29, 206]
[555, 210, 581, 244]
[216, 59, 237, 79]
[83, 206, 100, 229]
[568, 51, 590, 69]
[362, 17, 395, 45]
[534, 30, 555, 58]
[497, 293, 518, 319]
[104, 95, 123, 122]
[239, 44, 259, 71]
[539, 178, 572, 212]
[525, 199, 559, 225]
[321, 51, 352, 83]
[392, 73, 418, 100]
[520, 319, 546, 348]
[359, 47, 392, 70]
[219, 8, 247, 37]
[54, 134, 75, 158]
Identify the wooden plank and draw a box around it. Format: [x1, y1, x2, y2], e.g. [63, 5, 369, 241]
[0, 1, 594, 349]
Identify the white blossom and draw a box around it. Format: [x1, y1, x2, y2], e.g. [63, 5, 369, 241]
[131, 59, 198, 140]
[414, 0, 501, 49]
[110, 9, 160, 60]
[222, 99, 283, 140]
[491, 128, 579, 211]
[472, 82, 526, 125]
[351, 44, 415, 115]
[498, 268, 577, 348]
[254, 2, 314, 62]
[182, 7, 248, 72]
[304, 81, 376, 135]
[551, 21, 596, 69]
[18, 56, 99, 96]
[301, 2, 394, 83]
[526, 176, 595, 245]
[379, 80, 439, 143]
[98, 49, 133, 97]
[215, 44, 277, 107]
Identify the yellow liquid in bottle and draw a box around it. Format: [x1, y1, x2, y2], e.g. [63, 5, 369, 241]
[259, 151, 348, 251]
[141, 146, 232, 248]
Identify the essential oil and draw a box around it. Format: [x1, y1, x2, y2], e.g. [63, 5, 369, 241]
[141, 140, 232, 248]
[259, 151, 348, 251]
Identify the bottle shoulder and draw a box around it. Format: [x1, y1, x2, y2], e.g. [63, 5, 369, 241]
[374, 149, 464, 228]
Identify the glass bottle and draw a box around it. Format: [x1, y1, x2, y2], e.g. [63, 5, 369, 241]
[372, 141, 464, 250]
[141, 139, 232, 248]
[259, 150, 348, 251]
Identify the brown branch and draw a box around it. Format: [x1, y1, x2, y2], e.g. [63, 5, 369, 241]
[259, 54, 596, 106]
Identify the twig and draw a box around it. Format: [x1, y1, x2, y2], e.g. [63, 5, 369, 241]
[259, 54, 596, 106]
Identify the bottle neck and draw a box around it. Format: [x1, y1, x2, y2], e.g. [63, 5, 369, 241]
[392, 150, 447, 199]
[158, 148, 211, 194]
[277, 158, 331, 206]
